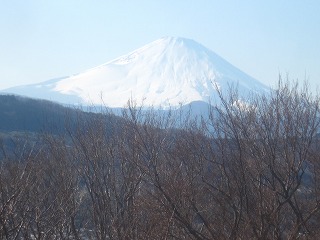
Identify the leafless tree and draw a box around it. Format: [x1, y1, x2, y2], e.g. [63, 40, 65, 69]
[0, 79, 319, 239]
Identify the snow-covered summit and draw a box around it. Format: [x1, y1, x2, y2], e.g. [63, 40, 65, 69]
[2, 37, 268, 108]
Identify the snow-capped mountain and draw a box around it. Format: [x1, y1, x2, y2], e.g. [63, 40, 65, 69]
[2, 37, 268, 108]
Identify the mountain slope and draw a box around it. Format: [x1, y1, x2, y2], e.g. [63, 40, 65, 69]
[0, 94, 76, 133]
[2, 37, 268, 108]
[0, 95, 122, 134]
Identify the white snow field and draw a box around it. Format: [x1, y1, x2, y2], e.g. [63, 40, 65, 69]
[2, 37, 268, 109]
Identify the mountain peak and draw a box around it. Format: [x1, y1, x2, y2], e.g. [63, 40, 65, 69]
[2, 37, 268, 108]
[110, 36, 205, 65]
[155, 36, 198, 46]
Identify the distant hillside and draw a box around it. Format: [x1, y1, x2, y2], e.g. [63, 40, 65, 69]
[0, 95, 71, 133]
[0, 95, 122, 134]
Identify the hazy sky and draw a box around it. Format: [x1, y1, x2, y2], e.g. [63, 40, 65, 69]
[1, 1, 319, 91]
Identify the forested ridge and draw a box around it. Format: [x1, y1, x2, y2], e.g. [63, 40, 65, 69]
[0, 82, 320, 239]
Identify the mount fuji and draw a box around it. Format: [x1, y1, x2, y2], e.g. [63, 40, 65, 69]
[2, 37, 268, 109]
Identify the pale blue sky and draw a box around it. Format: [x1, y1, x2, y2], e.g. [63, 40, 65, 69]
[1, 1, 319, 91]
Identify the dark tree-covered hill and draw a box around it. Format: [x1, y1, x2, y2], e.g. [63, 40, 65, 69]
[0, 94, 122, 134]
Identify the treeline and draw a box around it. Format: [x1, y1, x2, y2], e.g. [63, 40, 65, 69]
[0, 82, 320, 239]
